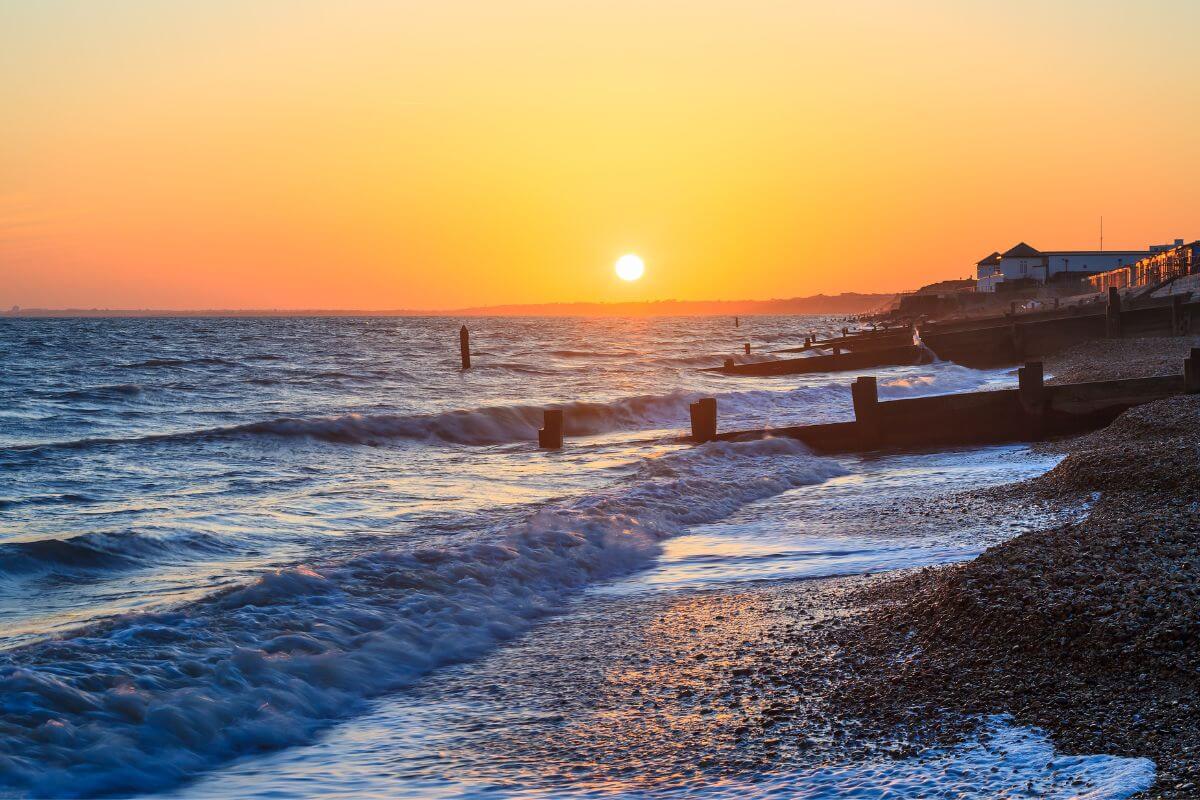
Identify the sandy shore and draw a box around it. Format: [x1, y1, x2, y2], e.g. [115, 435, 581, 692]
[802, 336, 1200, 797]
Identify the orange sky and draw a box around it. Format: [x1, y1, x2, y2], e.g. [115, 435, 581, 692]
[2, 0, 1197, 310]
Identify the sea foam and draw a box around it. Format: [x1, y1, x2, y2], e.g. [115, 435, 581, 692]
[0, 437, 845, 797]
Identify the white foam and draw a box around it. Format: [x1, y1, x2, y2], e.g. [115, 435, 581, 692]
[410, 717, 1153, 800]
[0, 438, 845, 796]
[595, 717, 1156, 800]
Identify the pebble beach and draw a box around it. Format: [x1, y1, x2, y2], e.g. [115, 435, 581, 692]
[781, 336, 1200, 798]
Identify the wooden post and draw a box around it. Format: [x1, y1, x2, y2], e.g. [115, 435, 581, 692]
[851, 376, 880, 446]
[1009, 322, 1024, 360]
[734, 316, 740, 328]
[1171, 294, 1184, 336]
[689, 398, 717, 443]
[723, 358, 735, 369]
[842, 327, 849, 337]
[1017, 361, 1045, 439]
[459, 325, 471, 369]
[804, 336, 812, 348]
[744, 342, 751, 355]
[1017, 361, 1044, 410]
[1106, 287, 1122, 339]
[1185, 348, 1200, 394]
[538, 409, 564, 449]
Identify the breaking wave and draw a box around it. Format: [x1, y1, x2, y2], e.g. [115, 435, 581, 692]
[5, 362, 1007, 457]
[0, 437, 845, 797]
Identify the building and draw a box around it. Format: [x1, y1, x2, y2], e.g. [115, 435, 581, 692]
[1087, 240, 1200, 292]
[975, 241, 1179, 292]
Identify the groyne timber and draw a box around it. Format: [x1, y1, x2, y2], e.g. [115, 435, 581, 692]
[688, 350, 1200, 454]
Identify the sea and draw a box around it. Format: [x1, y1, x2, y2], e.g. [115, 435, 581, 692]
[0, 315, 1154, 798]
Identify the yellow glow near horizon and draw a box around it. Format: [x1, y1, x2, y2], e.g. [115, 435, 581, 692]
[615, 254, 645, 282]
[2, 1, 1199, 310]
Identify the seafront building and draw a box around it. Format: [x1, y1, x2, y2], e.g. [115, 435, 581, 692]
[975, 241, 1180, 293]
[1087, 240, 1200, 292]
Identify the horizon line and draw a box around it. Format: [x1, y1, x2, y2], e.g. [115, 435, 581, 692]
[2, 292, 902, 317]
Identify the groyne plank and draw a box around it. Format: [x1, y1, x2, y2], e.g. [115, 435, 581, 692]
[710, 369, 1190, 454]
[778, 331, 913, 354]
[707, 344, 929, 376]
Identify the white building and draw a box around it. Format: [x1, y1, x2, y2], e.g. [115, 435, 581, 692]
[976, 241, 1176, 292]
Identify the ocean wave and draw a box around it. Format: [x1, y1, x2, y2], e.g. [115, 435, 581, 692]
[654, 352, 783, 368]
[120, 357, 238, 369]
[0, 493, 94, 510]
[5, 364, 1006, 458]
[877, 364, 1008, 399]
[2, 390, 713, 454]
[546, 349, 637, 359]
[466, 362, 560, 376]
[0, 531, 230, 577]
[0, 437, 845, 796]
[41, 384, 144, 402]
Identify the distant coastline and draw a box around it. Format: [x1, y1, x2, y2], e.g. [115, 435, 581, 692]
[2, 292, 897, 318]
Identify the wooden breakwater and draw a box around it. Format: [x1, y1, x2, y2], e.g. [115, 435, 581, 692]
[688, 351, 1200, 453]
[706, 344, 930, 377]
[920, 289, 1198, 367]
[779, 326, 914, 354]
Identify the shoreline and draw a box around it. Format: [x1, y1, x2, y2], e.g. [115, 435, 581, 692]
[799, 336, 1200, 797]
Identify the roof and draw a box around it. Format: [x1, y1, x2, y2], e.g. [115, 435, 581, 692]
[1001, 242, 1042, 258]
[976, 252, 1002, 266]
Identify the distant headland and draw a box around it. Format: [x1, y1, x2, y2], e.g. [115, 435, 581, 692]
[2, 293, 897, 318]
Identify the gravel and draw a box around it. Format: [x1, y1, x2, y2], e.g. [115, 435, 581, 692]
[1043, 335, 1200, 384]
[814, 339, 1200, 797]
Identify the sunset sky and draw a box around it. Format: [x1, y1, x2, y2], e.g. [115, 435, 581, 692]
[2, 0, 1198, 310]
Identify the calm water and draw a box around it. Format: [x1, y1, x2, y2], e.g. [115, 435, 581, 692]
[0, 316, 1152, 798]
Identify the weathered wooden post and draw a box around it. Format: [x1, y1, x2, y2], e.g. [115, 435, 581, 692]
[851, 376, 880, 447]
[804, 336, 812, 349]
[1185, 348, 1200, 394]
[1009, 322, 1024, 360]
[744, 342, 751, 355]
[538, 409, 564, 449]
[1171, 294, 1184, 336]
[735, 316, 740, 328]
[1018, 361, 1045, 439]
[833, 345, 841, 356]
[689, 398, 718, 443]
[724, 358, 735, 369]
[459, 325, 471, 369]
[842, 327, 849, 337]
[1106, 287, 1122, 339]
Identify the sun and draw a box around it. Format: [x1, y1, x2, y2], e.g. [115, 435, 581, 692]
[615, 253, 645, 281]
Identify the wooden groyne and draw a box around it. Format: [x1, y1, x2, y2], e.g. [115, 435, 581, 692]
[920, 290, 1198, 367]
[779, 326, 914, 354]
[691, 351, 1200, 453]
[706, 344, 930, 377]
